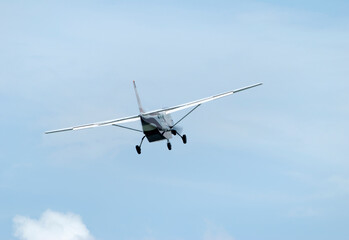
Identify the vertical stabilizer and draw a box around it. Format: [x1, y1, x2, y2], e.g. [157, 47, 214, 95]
[133, 80, 145, 114]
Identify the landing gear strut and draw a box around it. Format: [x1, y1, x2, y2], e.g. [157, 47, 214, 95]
[135, 136, 146, 154]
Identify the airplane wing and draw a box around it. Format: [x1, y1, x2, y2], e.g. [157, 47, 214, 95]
[45, 115, 140, 134]
[45, 82, 262, 134]
[143, 82, 262, 115]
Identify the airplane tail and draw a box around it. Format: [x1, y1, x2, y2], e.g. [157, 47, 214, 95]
[133, 80, 145, 114]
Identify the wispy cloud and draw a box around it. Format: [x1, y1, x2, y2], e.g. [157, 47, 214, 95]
[13, 210, 94, 240]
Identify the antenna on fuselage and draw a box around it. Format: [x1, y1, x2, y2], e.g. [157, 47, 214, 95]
[133, 80, 145, 114]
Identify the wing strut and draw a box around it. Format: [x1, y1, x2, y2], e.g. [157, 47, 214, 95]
[171, 104, 201, 128]
[112, 124, 143, 133]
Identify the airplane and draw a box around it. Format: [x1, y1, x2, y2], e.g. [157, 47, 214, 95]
[45, 81, 262, 154]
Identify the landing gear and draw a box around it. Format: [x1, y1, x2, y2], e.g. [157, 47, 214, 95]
[182, 134, 187, 144]
[167, 140, 172, 150]
[171, 129, 187, 144]
[134, 131, 186, 154]
[135, 145, 141, 154]
[135, 136, 146, 154]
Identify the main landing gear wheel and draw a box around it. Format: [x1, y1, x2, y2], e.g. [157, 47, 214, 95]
[167, 142, 172, 150]
[182, 134, 187, 144]
[135, 136, 146, 154]
[135, 145, 141, 154]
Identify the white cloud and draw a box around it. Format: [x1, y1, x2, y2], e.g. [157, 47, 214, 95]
[13, 210, 94, 240]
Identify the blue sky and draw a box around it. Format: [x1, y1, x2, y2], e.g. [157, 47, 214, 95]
[1, 1, 349, 239]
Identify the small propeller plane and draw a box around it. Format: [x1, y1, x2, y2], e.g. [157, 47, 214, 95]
[46, 81, 262, 154]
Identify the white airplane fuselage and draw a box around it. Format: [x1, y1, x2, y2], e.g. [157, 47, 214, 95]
[140, 113, 174, 142]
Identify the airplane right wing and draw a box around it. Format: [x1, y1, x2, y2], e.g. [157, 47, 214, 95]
[143, 82, 262, 115]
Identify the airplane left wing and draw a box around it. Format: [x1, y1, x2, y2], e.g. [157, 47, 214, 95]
[45, 115, 140, 134]
[143, 82, 262, 115]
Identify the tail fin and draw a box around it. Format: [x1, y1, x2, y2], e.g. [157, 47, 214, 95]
[133, 80, 145, 114]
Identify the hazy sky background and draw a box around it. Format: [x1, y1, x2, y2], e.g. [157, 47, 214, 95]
[1, 1, 349, 239]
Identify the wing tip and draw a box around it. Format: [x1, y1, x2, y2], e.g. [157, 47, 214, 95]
[44, 128, 73, 134]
